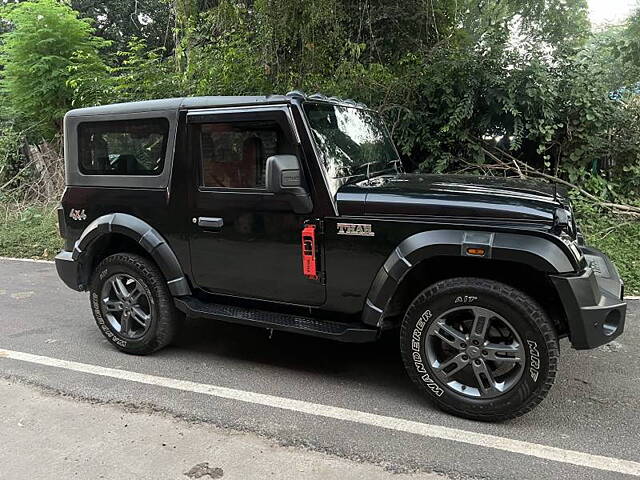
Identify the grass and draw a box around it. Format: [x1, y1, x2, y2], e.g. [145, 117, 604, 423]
[0, 201, 637, 294]
[0, 202, 61, 260]
[575, 206, 640, 295]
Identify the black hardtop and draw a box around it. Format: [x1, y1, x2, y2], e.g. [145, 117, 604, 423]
[64, 91, 370, 119]
[64, 95, 293, 118]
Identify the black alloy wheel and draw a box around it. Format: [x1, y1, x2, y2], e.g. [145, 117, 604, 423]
[425, 306, 526, 399]
[89, 253, 179, 354]
[400, 277, 559, 421]
[100, 273, 153, 340]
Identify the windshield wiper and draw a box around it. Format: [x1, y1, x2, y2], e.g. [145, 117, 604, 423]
[335, 173, 367, 186]
[356, 159, 402, 179]
[334, 158, 402, 187]
[385, 158, 404, 174]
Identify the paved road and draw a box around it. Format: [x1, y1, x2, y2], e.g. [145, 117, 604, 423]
[1, 378, 439, 480]
[1, 258, 638, 480]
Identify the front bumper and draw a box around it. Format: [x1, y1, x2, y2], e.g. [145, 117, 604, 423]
[551, 247, 626, 349]
[54, 250, 83, 291]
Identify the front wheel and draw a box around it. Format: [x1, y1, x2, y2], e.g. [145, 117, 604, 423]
[400, 277, 559, 421]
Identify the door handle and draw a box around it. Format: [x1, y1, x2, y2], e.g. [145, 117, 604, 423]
[196, 217, 224, 230]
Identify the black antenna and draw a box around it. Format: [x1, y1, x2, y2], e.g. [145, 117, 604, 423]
[553, 150, 560, 201]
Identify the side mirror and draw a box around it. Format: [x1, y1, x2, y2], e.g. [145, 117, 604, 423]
[265, 155, 313, 214]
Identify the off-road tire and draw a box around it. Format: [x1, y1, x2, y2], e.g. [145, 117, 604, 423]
[89, 253, 178, 355]
[400, 277, 559, 421]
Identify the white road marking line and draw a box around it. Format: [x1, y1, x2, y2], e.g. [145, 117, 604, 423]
[0, 257, 54, 264]
[1, 349, 639, 476]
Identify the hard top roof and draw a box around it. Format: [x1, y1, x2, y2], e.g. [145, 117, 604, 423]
[64, 92, 369, 118]
[65, 95, 292, 118]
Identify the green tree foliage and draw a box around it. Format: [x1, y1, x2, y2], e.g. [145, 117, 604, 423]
[111, 40, 184, 101]
[70, 0, 637, 207]
[1, 0, 640, 207]
[0, 121, 22, 184]
[0, 0, 108, 139]
[71, 0, 173, 54]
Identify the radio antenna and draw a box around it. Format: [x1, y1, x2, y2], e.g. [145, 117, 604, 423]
[553, 149, 560, 201]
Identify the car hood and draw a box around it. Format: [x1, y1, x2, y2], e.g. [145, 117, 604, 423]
[336, 173, 568, 224]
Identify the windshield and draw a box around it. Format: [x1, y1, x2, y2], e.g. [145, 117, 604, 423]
[303, 102, 400, 195]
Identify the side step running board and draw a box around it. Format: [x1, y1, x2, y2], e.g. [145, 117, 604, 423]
[174, 297, 379, 343]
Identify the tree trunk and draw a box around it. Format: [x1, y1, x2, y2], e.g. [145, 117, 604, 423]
[24, 139, 63, 202]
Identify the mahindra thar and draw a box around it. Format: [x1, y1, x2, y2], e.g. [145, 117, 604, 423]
[55, 92, 627, 421]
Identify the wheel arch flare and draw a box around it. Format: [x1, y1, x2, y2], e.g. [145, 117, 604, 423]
[362, 229, 577, 328]
[70, 213, 191, 296]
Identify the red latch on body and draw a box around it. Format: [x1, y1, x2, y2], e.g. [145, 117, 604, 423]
[301, 224, 318, 280]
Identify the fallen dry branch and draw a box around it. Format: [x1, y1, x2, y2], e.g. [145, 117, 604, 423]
[597, 221, 634, 239]
[480, 145, 640, 218]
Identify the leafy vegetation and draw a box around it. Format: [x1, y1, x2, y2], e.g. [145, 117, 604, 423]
[1, 1, 640, 194]
[574, 202, 640, 295]
[0, 0, 639, 291]
[70, 0, 172, 54]
[0, 0, 107, 140]
[0, 202, 60, 260]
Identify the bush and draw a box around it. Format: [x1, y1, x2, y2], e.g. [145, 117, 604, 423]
[0, 202, 61, 259]
[574, 201, 640, 295]
[0, 0, 108, 139]
[0, 122, 23, 184]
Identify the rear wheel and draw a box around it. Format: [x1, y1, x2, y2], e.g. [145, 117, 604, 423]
[89, 253, 178, 354]
[400, 277, 558, 421]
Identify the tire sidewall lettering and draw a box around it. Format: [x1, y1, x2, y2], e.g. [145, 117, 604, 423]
[411, 309, 445, 397]
[527, 339, 540, 382]
[92, 267, 134, 348]
[401, 281, 557, 420]
[407, 291, 546, 403]
[92, 290, 127, 348]
[89, 253, 177, 355]
[455, 295, 478, 304]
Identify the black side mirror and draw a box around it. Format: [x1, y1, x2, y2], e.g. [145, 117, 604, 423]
[265, 155, 313, 214]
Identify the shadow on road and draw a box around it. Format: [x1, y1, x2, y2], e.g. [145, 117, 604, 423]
[172, 317, 418, 397]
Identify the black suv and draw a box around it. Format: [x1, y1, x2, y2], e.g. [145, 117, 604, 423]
[55, 92, 626, 421]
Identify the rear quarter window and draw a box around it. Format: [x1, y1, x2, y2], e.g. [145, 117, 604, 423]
[78, 118, 169, 176]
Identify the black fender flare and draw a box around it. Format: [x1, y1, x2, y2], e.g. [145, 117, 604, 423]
[72, 213, 191, 296]
[361, 229, 576, 327]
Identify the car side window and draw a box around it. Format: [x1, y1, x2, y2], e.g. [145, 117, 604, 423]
[199, 121, 292, 189]
[78, 118, 169, 176]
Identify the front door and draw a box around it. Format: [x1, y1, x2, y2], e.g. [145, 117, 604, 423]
[187, 107, 325, 306]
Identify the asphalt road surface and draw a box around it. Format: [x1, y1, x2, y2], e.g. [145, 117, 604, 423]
[1, 378, 440, 480]
[1, 258, 639, 480]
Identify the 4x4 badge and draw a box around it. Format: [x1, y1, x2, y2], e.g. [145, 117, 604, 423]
[337, 223, 374, 237]
[69, 209, 87, 221]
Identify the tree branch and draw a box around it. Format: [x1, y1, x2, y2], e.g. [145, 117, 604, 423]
[479, 144, 640, 217]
